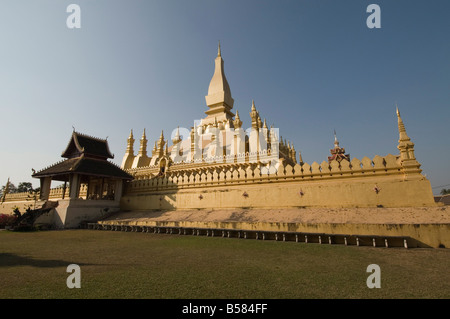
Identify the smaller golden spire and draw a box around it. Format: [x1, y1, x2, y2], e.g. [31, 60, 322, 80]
[172, 127, 182, 145]
[126, 129, 135, 153]
[298, 150, 304, 165]
[250, 100, 259, 129]
[395, 106, 420, 172]
[234, 110, 242, 129]
[396, 106, 410, 143]
[158, 130, 165, 147]
[138, 128, 148, 156]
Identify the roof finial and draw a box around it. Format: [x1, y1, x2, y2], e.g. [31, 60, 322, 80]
[334, 129, 339, 147]
[218, 40, 221, 57]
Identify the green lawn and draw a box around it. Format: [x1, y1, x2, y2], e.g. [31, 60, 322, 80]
[0, 229, 449, 299]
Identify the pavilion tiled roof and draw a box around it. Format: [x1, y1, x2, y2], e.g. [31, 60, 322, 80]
[61, 131, 114, 160]
[32, 157, 133, 180]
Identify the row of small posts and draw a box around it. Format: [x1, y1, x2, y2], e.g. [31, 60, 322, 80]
[87, 223, 411, 248]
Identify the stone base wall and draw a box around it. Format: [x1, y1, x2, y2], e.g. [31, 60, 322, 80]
[121, 174, 437, 211]
[96, 219, 449, 248]
[47, 199, 121, 228]
[122, 154, 437, 210]
[0, 198, 120, 229]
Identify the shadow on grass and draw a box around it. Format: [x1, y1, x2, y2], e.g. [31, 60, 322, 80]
[0, 253, 91, 268]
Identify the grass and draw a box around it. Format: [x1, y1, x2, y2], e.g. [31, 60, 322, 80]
[0, 229, 449, 299]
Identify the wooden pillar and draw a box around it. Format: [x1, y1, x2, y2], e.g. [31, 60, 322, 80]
[85, 177, 90, 200]
[62, 181, 67, 199]
[114, 180, 123, 202]
[69, 174, 80, 199]
[39, 177, 52, 201]
[101, 178, 105, 200]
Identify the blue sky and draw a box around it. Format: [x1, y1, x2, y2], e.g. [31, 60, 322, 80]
[0, 0, 449, 195]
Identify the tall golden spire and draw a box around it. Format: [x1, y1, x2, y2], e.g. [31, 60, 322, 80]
[203, 42, 235, 126]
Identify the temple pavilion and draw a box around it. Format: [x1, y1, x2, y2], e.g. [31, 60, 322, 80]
[30, 131, 133, 228]
[32, 131, 133, 202]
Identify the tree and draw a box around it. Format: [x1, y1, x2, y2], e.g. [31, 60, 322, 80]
[0, 182, 17, 197]
[1, 181, 38, 198]
[17, 182, 34, 193]
[440, 188, 450, 195]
